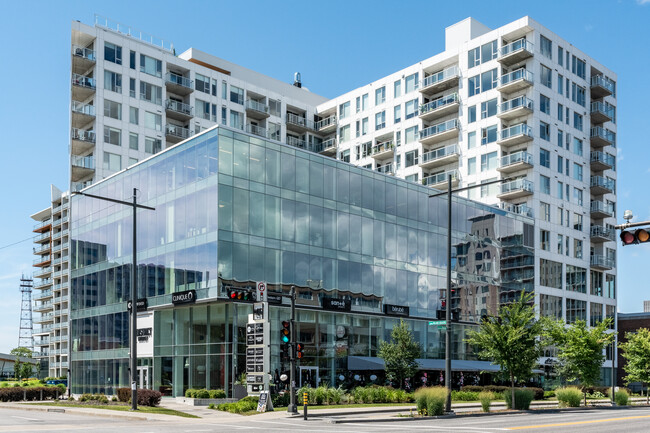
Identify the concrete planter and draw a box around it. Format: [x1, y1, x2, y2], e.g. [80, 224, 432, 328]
[175, 396, 238, 406]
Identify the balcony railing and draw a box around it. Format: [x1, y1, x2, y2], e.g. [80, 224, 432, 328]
[71, 101, 96, 117]
[71, 128, 96, 143]
[423, 169, 459, 187]
[71, 73, 96, 89]
[590, 127, 616, 146]
[590, 176, 615, 192]
[499, 151, 533, 168]
[315, 115, 337, 131]
[245, 99, 270, 115]
[372, 140, 394, 155]
[498, 202, 534, 218]
[165, 99, 193, 116]
[500, 179, 534, 195]
[71, 155, 95, 169]
[499, 38, 534, 58]
[245, 124, 267, 138]
[165, 72, 193, 89]
[419, 119, 458, 140]
[591, 254, 615, 269]
[421, 66, 460, 89]
[499, 96, 534, 115]
[499, 69, 534, 87]
[165, 124, 191, 140]
[499, 123, 533, 141]
[420, 93, 459, 115]
[72, 45, 96, 61]
[590, 225, 616, 241]
[420, 144, 459, 164]
[312, 137, 337, 153]
[591, 75, 615, 94]
[590, 151, 615, 169]
[286, 113, 315, 130]
[34, 256, 51, 265]
[286, 136, 307, 149]
[376, 163, 394, 174]
[590, 101, 615, 120]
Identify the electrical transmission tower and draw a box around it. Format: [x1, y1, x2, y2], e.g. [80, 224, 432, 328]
[18, 276, 34, 351]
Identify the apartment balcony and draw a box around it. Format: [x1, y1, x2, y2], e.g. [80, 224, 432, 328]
[34, 267, 52, 279]
[590, 151, 615, 172]
[498, 39, 534, 66]
[286, 113, 315, 133]
[590, 127, 616, 148]
[34, 243, 51, 255]
[245, 99, 271, 120]
[590, 101, 614, 124]
[497, 151, 533, 174]
[419, 144, 460, 169]
[590, 176, 615, 195]
[33, 255, 51, 267]
[422, 170, 460, 189]
[33, 324, 52, 334]
[590, 254, 614, 271]
[591, 75, 614, 99]
[419, 66, 460, 96]
[497, 123, 533, 147]
[286, 136, 307, 149]
[71, 73, 96, 101]
[34, 231, 50, 244]
[165, 99, 193, 121]
[375, 162, 394, 175]
[34, 301, 52, 313]
[497, 96, 533, 120]
[315, 116, 337, 134]
[313, 137, 337, 156]
[34, 279, 52, 290]
[245, 124, 268, 139]
[498, 202, 534, 218]
[164, 72, 193, 96]
[71, 101, 96, 129]
[164, 124, 191, 144]
[497, 179, 534, 200]
[418, 93, 460, 122]
[71, 45, 96, 74]
[71, 155, 95, 182]
[419, 119, 459, 145]
[371, 140, 395, 159]
[590, 226, 616, 243]
[71, 128, 96, 155]
[36, 312, 54, 323]
[34, 289, 52, 301]
[497, 69, 534, 94]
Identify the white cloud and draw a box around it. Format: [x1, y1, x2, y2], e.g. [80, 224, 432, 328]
[638, 0, 650, 4]
[584, 24, 593, 32]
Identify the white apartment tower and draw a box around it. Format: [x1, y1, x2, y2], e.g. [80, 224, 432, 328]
[32, 15, 617, 378]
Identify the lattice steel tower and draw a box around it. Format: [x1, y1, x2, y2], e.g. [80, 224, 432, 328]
[18, 276, 34, 351]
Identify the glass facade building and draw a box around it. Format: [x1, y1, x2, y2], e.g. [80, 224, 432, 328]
[70, 126, 534, 395]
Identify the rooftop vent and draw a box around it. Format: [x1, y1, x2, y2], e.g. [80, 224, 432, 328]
[293, 72, 302, 88]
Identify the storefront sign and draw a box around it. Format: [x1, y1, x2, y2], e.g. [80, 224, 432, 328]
[384, 304, 410, 317]
[127, 298, 148, 312]
[172, 289, 196, 305]
[322, 297, 351, 312]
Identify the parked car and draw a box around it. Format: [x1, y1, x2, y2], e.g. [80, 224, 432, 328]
[46, 379, 68, 387]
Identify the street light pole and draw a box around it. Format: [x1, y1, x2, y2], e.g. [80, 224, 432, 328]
[287, 285, 297, 414]
[72, 188, 154, 411]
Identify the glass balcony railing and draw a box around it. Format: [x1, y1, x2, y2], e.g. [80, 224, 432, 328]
[376, 163, 394, 174]
[423, 170, 459, 186]
[500, 179, 534, 194]
[499, 38, 534, 58]
[590, 127, 616, 145]
[499, 69, 534, 87]
[315, 115, 337, 130]
[33, 256, 50, 265]
[590, 176, 615, 191]
[71, 128, 96, 143]
[419, 119, 458, 140]
[590, 151, 615, 168]
[590, 225, 615, 241]
[590, 101, 615, 119]
[499, 123, 532, 141]
[591, 75, 615, 94]
[591, 254, 615, 269]
[165, 99, 193, 116]
[165, 124, 191, 140]
[286, 136, 307, 149]
[286, 113, 315, 130]
[420, 93, 459, 115]
[498, 202, 534, 218]
[312, 138, 337, 153]
[372, 140, 394, 155]
[421, 66, 459, 88]
[499, 96, 534, 114]
[245, 99, 270, 115]
[420, 144, 459, 164]
[499, 151, 533, 168]
[165, 72, 192, 89]
[72, 45, 96, 61]
[71, 155, 95, 170]
[245, 124, 267, 138]
[71, 73, 96, 89]
[71, 101, 96, 116]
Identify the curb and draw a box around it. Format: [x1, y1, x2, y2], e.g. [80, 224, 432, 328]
[0, 403, 163, 421]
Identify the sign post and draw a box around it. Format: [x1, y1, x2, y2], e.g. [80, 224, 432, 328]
[247, 286, 269, 399]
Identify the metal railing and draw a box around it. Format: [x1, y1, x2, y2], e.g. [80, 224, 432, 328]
[71, 128, 96, 143]
[71, 73, 96, 89]
[590, 175, 615, 191]
[420, 93, 459, 115]
[590, 255, 615, 269]
[312, 138, 337, 153]
[421, 144, 459, 164]
[33, 256, 50, 265]
[499, 151, 533, 168]
[245, 124, 267, 138]
[372, 140, 394, 155]
[34, 244, 50, 255]
[500, 69, 534, 87]
[499, 96, 534, 114]
[71, 101, 96, 116]
[499, 123, 533, 141]
[34, 290, 52, 301]
[423, 169, 459, 186]
[419, 119, 458, 140]
[315, 115, 337, 130]
[95, 14, 174, 52]
[421, 65, 460, 88]
[165, 72, 192, 89]
[376, 163, 394, 174]
[34, 232, 50, 242]
[286, 113, 315, 130]
[498, 202, 534, 218]
[165, 124, 191, 140]
[72, 45, 95, 61]
[499, 38, 534, 57]
[590, 101, 615, 119]
[33, 219, 51, 230]
[590, 127, 616, 145]
[591, 75, 615, 93]
[590, 151, 615, 168]
[71, 155, 95, 169]
[500, 179, 534, 194]
[590, 226, 615, 241]
[245, 99, 270, 114]
[165, 99, 193, 116]
[286, 136, 307, 149]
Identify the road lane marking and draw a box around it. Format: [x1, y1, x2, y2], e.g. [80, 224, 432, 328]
[506, 414, 650, 429]
[10, 416, 42, 421]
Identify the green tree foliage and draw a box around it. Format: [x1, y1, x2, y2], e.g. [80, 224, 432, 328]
[620, 328, 650, 404]
[10, 347, 34, 380]
[465, 291, 543, 406]
[547, 318, 614, 406]
[378, 319, 421, 389]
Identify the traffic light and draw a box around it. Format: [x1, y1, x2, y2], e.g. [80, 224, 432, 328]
[295, 343, 304, 360]
[620, 228, 650, 246]
[280, 342, 290, 362]
[227, 288, 254, 301]
[280, 320, 290, 343]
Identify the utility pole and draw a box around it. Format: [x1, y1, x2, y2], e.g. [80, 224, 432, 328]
[287, 285, 297, 414]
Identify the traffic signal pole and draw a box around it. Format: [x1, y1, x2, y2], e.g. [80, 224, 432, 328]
[287, 285, 298, 414]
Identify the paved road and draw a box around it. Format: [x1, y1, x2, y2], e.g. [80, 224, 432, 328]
[3, 406, 650, 432]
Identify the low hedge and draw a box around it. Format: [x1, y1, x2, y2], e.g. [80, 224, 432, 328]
[115, 388, 162, 407]
[451, 390, 479, 401]
[0, 386, 61, 402]
[184, 388, 226, 399]
[555, 387, 582, 407]
[348, 385, 413, 404]
[461, 386, 543, 400]
[414, 386, 448, 416]
[216, 396, 259, 413]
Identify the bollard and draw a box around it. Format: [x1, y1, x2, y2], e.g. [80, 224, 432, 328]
[23, 390, 26, 401]
[303, 391, 308, 420]
[40, 389, 43, 401]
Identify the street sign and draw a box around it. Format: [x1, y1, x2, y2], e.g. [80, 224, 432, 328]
[437, 325, 446, 330]
[429, 320, 446, 326]
[256, 281, 267, 302]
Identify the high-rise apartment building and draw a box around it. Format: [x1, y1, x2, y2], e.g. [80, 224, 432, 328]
[32, 15, 617, 385]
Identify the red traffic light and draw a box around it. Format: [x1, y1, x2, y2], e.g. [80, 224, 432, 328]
[296, 343, 304, 359]
[620, 228, 650, 245]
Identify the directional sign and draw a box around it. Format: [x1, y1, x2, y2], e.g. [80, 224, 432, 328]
[429, 320, 446, 326]
[256, 281, 267, 302]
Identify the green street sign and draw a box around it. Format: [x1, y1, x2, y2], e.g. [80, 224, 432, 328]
[437, 325, 446, 330]
[428, 320, 446, 326]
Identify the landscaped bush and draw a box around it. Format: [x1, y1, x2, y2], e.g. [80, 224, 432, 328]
[615, 389, 629, 406]
[503, 388, 534, 410]
[115, 388, 161, 406]
[195, 389, 210, 399]
[116, 387, 130, 402]
[461, 385, 509, 395]
[543, 390, 555, 399]
[415, 386, 448, 416]
[555, 387, 582, 408]
[451, 390, 479, 401]
[0, 382, 9, 388]
[527, 387, 544, 401]
[209, 389, 226, 399]
[0, 386, 60, 402]
[216, 396, 259, 414]
[272, 392, 290, 408]
[479, 391, 495, 412]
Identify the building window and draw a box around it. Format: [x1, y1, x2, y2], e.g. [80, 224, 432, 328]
[573, 138, 583, 157]
[468, 105, 476, 123]
[558, 73, 564, 94]
[481, 125, 497, 145]
[230, 111, 243, 129]
[571, 82, 586, 107]
[540, 294, 562, 319]
[144, 111, 162, 131]
[195, 73, 211, 93]
[557, 103, 563, 122]
[129, 50, 136, 69]
[405, 173, 418, 183]
[540, 148, 550, 168]
[104, 70, 122, 93]
[362, 117, 368, 135]
[540, 202, 550, 221]
[405, 99, 418, 119]
[104, 42, 122, 65]
[606, 274, 616, 299]
[405, 126, 418, 144]
[468, 157, 476, 175]
[340, 149, 350, 163]
[103, 151, 121, 171]
[394, 80, 401, 98]
[540, 259, 562, 289]
[129, 107, 138, 125]
[405, 73, 418, 93]
[573, 187, 583, 206]
[557, 155, 564, 173]
[375, 86, 386, 105]
[540, 65, 552, 88]
[144, 137, 162, 154]
[558, 46, 564, 66]
[540, 35, 552, 59]
[395, 131, 401, 146]
[540, 174, 550, 194]
[269, 99, 281, 117]
[573, 163, 583, 182]
[268, 122, 280, 141]
[573, 112, 583, 131]
[104, 99, 121, 120]
[480, 151, 497, 171]
[557, 130, 564, 148]
[339, 125, 350, 143]
[468, 40, 497, 68]
[540, 121, 550, 141]
[375, 111, 386, 130]
[540, 229, 550, 251]
[573, 213, 583, 231]
[103, 126, 121, 146]
[196, 99, 211, 121]
[230, 86, 244, 105]
[129, 132, 138, 150]
[339, 101, 350, 119]
[557, 234, 564, 254]
[467, 131, 476, 149]
[480, 99, 497, 119]
[128, 78, 136, 98]
[221, 106, 227, 125]
[540, 94, 550, 115]
[355, 96, 361, 113]
[362, 93, 368, 110]
[140, 82, 162, 105]
[566, 266, 587, 295]
[468, 75, 480, 96]
[574, 239, 583, 259]
[394, 105, 401, 123]
[571, 55, 586, 79]
[405, 150, 418, 168]
[140, 54, 162, 77]
[482, 69, 498, 93]
[566, 298, 587, 324]
[557, 181, 564, 199]
[221, 81, 227, 99]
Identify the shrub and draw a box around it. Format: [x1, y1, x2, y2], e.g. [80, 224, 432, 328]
[13, 383, 20, 388]
[527, 387, 544, 401]
[451, 391, 479, 401]
[503, 388, 534, 410]
[137, 389, 162, 407]
[111, 396, 117, 402]
[326, 386, 343, 404]
[415, 386, 448, 416]
[479, 391, 495, 412]
[615, 389, 629, 406]
[79, 393, 92, 402]
[314, 386, 327, 405]
[208, 403, 215, 409]
[272, 392, 290, 408]
[209, 389, 226, 399]
[195, 389, 210, 399]
[116, 388, 130, 402]
[461, 385, 483, 393]
[0, 382, 8, 388]
[484, 385, 509, 394]
[543, 390, 555, 399]
[216, 396, 259, 414]
[98, 395, 109, 404]
[55, 383, 66, 394]
[555, 387, 582, 408]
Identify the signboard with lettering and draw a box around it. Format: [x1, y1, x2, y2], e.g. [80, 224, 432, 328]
[136, 313, 154, 357]
[322, 297, 351, 312]
[127, 298, 148, 312]
[172, 289, 196, 305]
[384, 304, 410, 317]
[246, 302, 269, 396]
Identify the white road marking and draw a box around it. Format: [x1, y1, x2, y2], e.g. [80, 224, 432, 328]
[10, 416, 42, 421]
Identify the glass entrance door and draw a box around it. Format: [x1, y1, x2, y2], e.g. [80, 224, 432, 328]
[137, 366, 150, 389]
[299, 367, 318, 388]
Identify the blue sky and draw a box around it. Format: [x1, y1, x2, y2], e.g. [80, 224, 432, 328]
[1, 0, 649, 353]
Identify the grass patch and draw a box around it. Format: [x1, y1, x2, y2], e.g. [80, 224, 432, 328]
[275, 402, 415, 411]
[24, 402, 199, 418]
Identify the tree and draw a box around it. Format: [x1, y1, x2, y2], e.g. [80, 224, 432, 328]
[378, 319, 421, 389]
[548, 318, 614, 406]
[620, 328, 650, 404]
[465, 291, 543, 407]
[10, 347, 34, 380]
